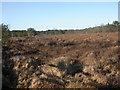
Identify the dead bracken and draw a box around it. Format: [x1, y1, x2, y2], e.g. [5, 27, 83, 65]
[2, 32, 120, 89]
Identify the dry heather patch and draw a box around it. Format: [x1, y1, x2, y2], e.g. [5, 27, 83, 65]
[2, 32, 120, 89]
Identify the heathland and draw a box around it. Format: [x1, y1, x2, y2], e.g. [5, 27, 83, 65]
[2, 22, 120, 89]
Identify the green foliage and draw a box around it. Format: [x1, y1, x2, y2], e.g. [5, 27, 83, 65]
[1, 24, 10, 42]
[1, 20, 119, 38]
[112, 21, 120, 26]
[27, 28, 36, 31]
[11, 30, 27, 37]
[27, 28, 36, 36]
[0, 25, 1, 39]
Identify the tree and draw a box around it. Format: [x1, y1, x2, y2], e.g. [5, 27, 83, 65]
[113, 21, 120, 26]
[0, 24, 11, 42]
[0, 25, 2, 40]
[27, 28, 36, 37]
[107, 23, 110, 26]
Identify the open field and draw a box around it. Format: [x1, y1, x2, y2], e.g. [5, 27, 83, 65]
[2, 32, 120, 89]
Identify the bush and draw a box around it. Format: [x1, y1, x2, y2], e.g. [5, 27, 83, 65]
[57, 60, 83, 76]
[63, 42, 76, 46]
[1, 24, 10, 42]
[48, 41, 57, 46]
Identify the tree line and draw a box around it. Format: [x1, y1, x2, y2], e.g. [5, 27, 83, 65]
[0, 21, 120, 42]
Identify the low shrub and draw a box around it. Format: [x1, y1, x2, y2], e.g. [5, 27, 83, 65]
[48, 41, 57, 46]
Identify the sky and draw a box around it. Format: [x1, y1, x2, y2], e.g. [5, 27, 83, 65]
[118, 1, 120, 21]
[2, 2, 118, 31]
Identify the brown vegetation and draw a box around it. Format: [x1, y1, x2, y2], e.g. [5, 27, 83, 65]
[2, 32, 120, 89]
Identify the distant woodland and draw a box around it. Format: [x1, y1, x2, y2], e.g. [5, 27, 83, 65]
[0, 21, 120, 42]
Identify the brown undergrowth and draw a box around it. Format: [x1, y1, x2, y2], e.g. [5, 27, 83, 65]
[2, 32, 120, 89]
